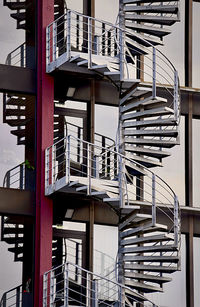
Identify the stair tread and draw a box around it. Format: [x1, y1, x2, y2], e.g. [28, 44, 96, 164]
[125, 21, 171, 37]
[119, 213, 152, 231]
[122, 244, 177, 254]
[123, 118, 177, 128]
[121, 95, 167, 112]
[124, 263, 177, 273]
[125, 153, 163, 168]
[124, 0, 179, 3]
[124, 279, 163, 293]
[121, 233, 174, 246]
[124, 138, 179, 148]
[124, 273, 171, 283]
[125, 145, 171, 158]
[122, 106, 174, 121]
[124, 255, 179, 263]
[121, 223, 168, 238]
[125, 4, 178, 13]
[125, 14, 179, 26]
[124, 129, 178, 137]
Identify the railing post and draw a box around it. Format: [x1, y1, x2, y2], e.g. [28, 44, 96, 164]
[6, 172, 10, 188]
[51, 145, 55, 186]
[174, 70, 179, 122]
[43, 273, 48, 307]
[46, 26, 50, 70]
[45, 149, 49, 191]
[19, 164, 24, 189]
[87, 143, 92, 195]
[92, 280, 98, 307]
[67, 10, 71, 60]
[88, 17, 92, 68]
[152, 173, 156, 226]
[16, 286, 20, 307]
[2, 293, 6, 307]
[152, 47, 156, 98]
[66, 136, 71, 184]
[94, 155, 99, 178]
[64, 263, 69, 307]
[86, 272, 91, 307]
[53, 21, 57, 62]
[20, 44, 24, 67]
[119, 28, 124, 81]
[50, 271, 55, 307]
[174, 195, 179, 247]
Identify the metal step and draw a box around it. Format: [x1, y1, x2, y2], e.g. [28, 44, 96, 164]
[126, 30, 163, 47]
[125, 145, 171, 159]
[6, 98, 27, 106]
[125, 21, 171, 38]
[122, 244, 177, 254]
[125, 14, 179, 26]
[126, 154, 162, 168]
[126, 37, 149, 55]
[119, 213, 152, 231]
[124, 279, 163, 293]
[123, 118, 177, 129]
[8, 246, 24, 254]
[124, 0, 179, 4]
[13, 130, 25, 140]
[124, 255, 179, 263]
[90, 64, 110, 74]
[120, 223, 168, 239]
[122, 106, 174, 121]
[104, 71, 121, 81]
[4, 2, 26, 10]
[4, 237, 24, 244]
[3, 227, 24, 235]
[10, 12, 26, 21]
[121, 233, 174, 246]
[124, 138, 179, 148]
[124, 272, 172, 284]
[5, 109, 26, 117]
[5, 119, 29, 127]
[124, 129, 178, 138]
[121, 96, 167, 113]
[124, 263, 177, 273]
[125, 5, 178, 14]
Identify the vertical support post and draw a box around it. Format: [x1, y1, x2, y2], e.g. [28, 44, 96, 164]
[152, 47, 156, 98]
[88, 17, 92, 68]
[152, 174, 156, 226]
[174, 195, 179, 247]
[45, 149, 49, 191]
[21, 44, 24, 67]
[53, 21, 57, 62]
[64, 263, 69, 307]
[77, 127, 81, 163]
[43, 274, 48, 307]
[94, 155, 99, 178]
[102, 23, 105, 56]
[75, 243, 79, 281]
[67, 10, 71, 60]
[19, 164, 24, 189]
[76, 14, 80, 50]
[16, 286, 20, 307]
[6, 171, 10, 188]
[174, 70, 179, 122]
[87, 143, 92, 195]
[66, 135, 71, 184]
[92, 280, 98, 307]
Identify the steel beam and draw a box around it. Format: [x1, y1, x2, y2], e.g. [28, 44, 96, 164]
[0, 64, 36, 95]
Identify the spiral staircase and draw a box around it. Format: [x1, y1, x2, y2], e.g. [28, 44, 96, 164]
[1, 0, 181, 306]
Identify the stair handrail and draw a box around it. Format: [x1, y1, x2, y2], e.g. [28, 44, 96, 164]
[43, 260, 159, 307]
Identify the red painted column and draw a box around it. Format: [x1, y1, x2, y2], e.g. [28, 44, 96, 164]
[34, 1, 54, 307]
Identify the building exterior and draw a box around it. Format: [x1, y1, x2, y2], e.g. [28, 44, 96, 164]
[0, 1, 200, 307]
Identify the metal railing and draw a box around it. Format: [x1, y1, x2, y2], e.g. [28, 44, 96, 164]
[43, 261, 158, 307]
[45, 135, 180, 250]
[3, 163, 25, 189]
[0, 285, 22, 307]
[5, 43, 26, 67]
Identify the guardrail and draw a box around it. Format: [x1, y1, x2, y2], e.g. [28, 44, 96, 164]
[0, 285, 22, 307]
[3, 163, 25, 189]
[5, 43, 26, 67]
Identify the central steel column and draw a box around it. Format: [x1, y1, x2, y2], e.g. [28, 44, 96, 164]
[34, 1, 54, 307]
